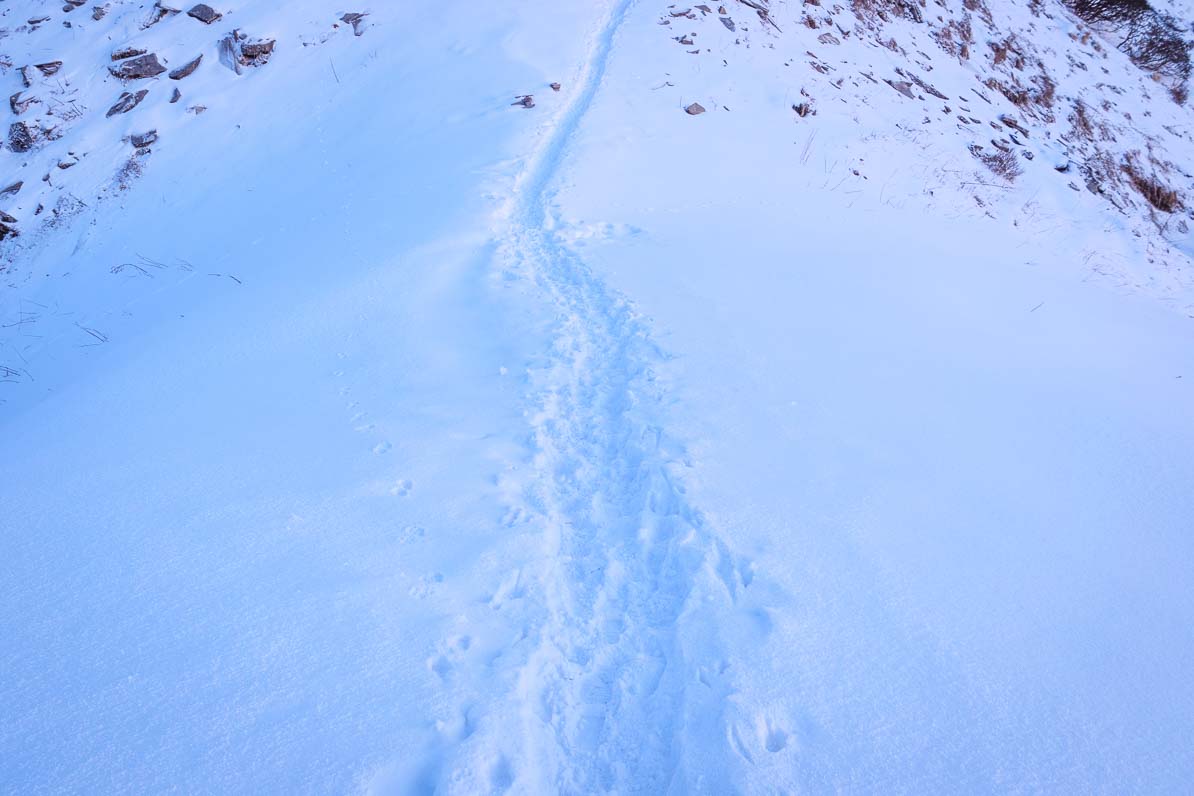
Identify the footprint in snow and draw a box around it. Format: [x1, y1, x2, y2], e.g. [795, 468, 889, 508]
[372, 441, 392, 455]
[390, 479, 413, 496]
[409, 572, 444, 599]
[756, 714, 791, 753]
[397, 524, 425, 544]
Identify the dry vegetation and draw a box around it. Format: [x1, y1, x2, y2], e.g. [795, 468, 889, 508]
[1067, 0, 1192, 99]
[970, 145, 1024, 181]
[1122, 156, 1182, 212]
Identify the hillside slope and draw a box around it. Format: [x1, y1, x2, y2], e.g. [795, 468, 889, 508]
[3, 0, 1194, 792]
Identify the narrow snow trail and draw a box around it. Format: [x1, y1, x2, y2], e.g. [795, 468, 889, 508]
[481, 1, 739, 790]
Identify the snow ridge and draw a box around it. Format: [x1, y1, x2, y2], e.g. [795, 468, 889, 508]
[495, 0, 737, 789]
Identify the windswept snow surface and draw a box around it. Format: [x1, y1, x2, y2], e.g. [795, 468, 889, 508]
[4, 0, 1194, 793]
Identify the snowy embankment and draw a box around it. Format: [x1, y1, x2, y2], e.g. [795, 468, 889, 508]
[3, 0, 1194, 792]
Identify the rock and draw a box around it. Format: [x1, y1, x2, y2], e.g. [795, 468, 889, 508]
[109, 54, 166, 80]
[93, 5, 108, 20]
[169, 55, 203, 80]
[143, 2, 180, 28]
[685, 102, 706, 115]
[219, 34, 243, 74]
[18, 66, 34, 88]
[550, 82, 561, 91]
[220, 31, 276, 71]
[57, 156, 78, 169]
[0, 182, 23, 198]
[239, 39, 276, 65]
[885, 79, 915, 99]
[0, 221, 17, 241]
[170, 87, 182, 103]
[720, 16, 736, 31]
[35, 61, 63, 77]
[512, 95, 534, 108]
[112, 47, 148, 61]
[999, 114, 1030, 136]
[818, 31, 840, 45]
[341, 12, 368, 36]
[8, 122, 36, 152]
[130, 130, 158, 149]
[0, 210, 16, 224]
[10, 92, 37, 115]
[187, 3, 222, 24]
[106, 89, 149, 117]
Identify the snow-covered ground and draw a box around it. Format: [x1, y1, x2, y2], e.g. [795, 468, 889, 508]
[3, 0, 1194, 792]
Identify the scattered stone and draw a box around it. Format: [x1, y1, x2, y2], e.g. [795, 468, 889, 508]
[219, 31, 276, 71]
[10, 92, 37, 115]
[187, 105, 207, 114]
[93, 5, 109, 20]
[219, 34, 243, 74]
[685, 102, 706, 115]
[170, 87, 182, 103]
[169, 55, 203, 80]
[0, 182, 23, 198]
[550, 82, 561, 91]
[106, 89, 149, 117]
[63, 0, 86, 10]
[818, 31, 839, 45]
[112, 47, 148, 61]
[884, 79, 915, 99]
[18, 66, 34, 88]
[0, 210, 16, 224]
[109, 53, 167, 80]
[8, 122, 36, 153]
[341, 12, 368, 36]
[143, 2, 180, 28]
[187, 3, 222, 24]
[999, 114, 1030, 136]
[35, 61, 63, 77]
[58, 156, 78, 169]
[512, 95, 534, 108]
[130, 130, 158, 148]
[240, 39, 276, 65]
[906, 72, 948, 100]
[721, 16, 736, 31]
[0, 221, 17, 241]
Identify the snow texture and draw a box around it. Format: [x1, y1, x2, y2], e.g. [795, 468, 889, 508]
[3, 0, 1194, 792]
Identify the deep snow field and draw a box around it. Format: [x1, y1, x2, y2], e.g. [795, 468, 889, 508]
[3, 0, 1194, 793]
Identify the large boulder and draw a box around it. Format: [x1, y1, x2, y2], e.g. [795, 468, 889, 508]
[169, 55, 203, 80]
[187, 4, 222, 24]
[109, 53, 166, 80]
[106, 89, 149, 117]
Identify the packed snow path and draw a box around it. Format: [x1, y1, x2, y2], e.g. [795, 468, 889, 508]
[439, 1, 738, 789]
